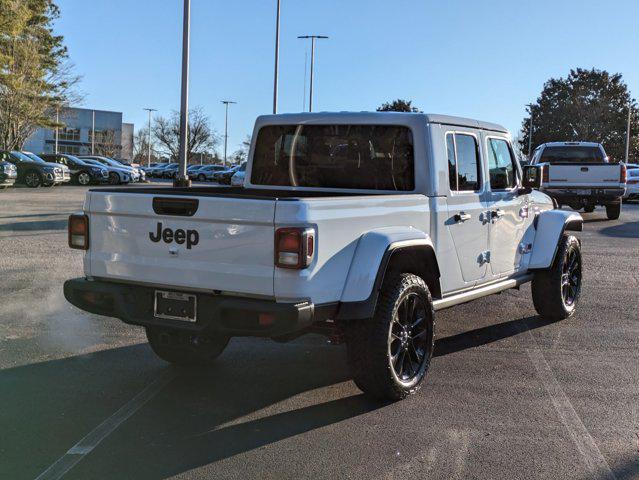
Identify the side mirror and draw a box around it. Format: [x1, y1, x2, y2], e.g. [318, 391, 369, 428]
[519, 165, 542, 194]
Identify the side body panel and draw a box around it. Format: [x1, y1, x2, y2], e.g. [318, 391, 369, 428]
[273, 195, 431, 304]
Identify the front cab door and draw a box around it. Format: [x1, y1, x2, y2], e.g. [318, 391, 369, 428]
[485, 135, 529, 277]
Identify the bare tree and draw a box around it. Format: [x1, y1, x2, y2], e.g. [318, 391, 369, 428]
[92, 129, 121, 158]
[229, 134, 252, 164]
[152, 107, 219, 162]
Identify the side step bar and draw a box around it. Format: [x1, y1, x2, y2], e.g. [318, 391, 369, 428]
[433, 274, 534, 311]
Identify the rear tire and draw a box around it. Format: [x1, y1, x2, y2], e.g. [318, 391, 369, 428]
[345, 273, 435, 401]
[145, 327, 229, 366]
[531, 235, 582, 321]
[605, 202, 621, 220]
[197, 173, 206, 181]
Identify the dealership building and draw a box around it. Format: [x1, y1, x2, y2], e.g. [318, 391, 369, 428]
[24, 107, 134, 160]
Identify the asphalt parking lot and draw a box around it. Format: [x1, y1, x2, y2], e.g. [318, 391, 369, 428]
[1, 185, 638, 480]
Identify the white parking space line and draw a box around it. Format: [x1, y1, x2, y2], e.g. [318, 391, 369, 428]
[34, 370, 175, 480]
[520, 329, 616, 480]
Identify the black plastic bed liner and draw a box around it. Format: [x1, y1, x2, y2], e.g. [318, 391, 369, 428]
[90, 185, 400, 200]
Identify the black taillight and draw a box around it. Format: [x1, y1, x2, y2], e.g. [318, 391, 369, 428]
[68, 214, 89, 250]
[275, 227, 315, 269]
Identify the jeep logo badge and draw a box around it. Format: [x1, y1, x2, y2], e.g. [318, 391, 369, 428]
[149, 222, 199, 249]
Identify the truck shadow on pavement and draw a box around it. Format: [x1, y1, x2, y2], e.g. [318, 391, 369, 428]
[5, 314, 565, 479]
[599, 221, 639, 238]
[0, 218, 68, 232]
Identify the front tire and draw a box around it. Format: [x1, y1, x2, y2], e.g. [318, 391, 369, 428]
[145, 327, 229, 366]
[108, 172, 120, 185]
[532, 235, 582, 321]
[24, 171, 42, 188]
[583, 205, 595, 213]
[197, 173, 206, 181]
[605, 202, 621, 220]
[346, 273, 434, 401]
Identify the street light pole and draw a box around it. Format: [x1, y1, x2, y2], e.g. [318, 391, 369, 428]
[298, 35, 328, 112]
[221, 100, 237, 167]
[625, 103, 632, 163]
[55, 107, 59, 154]
[272, 0, 281, 114]
[91, 109, 95, 155]
[175, 0, 191, 187]
[527, 104, 534, 158]
[143, 108, 156, 167]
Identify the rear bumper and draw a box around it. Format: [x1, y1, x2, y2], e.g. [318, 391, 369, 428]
[64, 278, 314, 337]
[542, 188, 624, 205]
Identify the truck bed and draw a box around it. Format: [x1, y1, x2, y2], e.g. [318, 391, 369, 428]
[91, 186, 396, 200]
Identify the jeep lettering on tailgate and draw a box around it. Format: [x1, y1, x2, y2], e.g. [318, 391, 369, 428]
[149, 222, 199, 249]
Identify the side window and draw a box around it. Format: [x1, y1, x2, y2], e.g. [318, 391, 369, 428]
[487, 138, 517, 190]
[446, 133, 481, 192]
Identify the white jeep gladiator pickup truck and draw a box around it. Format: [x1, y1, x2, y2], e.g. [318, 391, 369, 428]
[531, 141, 627, 219]
[65, 112, 584, 400]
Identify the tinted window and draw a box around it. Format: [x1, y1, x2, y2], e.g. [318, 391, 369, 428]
[446, 133, 481, 191]
[540, 146, 604, 164]
[487, 138, 517, 190]
[251, 125, 414, 190]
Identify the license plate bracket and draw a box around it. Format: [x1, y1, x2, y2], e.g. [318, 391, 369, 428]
[154, 290, 197, 322]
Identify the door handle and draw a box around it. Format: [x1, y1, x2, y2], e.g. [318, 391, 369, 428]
[454, 212, 471, 222]
[491, 209, 505, 219]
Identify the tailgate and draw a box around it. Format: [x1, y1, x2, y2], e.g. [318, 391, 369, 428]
[547, 164, 621, 188]
[86, 191, 276, 296]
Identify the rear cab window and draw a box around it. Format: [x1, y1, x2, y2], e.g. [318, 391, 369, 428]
[250, 124, 414, 191]
[540, 146, 604, 164]
[446, 132, 481, 192]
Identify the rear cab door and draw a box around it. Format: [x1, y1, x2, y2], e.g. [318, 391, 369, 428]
[442, 127, 489, 288]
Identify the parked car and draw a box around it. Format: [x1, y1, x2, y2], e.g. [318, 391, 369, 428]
[0, 160, 17, 189]
[623, 167, 639, 202]
[140, 163, 168, 178]
[213, 165, 240, 184]
[64, 112, 584, 401]
[40, 153, 109, 185]
[186, 164, 205, 180]
[161, 163, 180, 179]
[230, 162, 247, 186]
[80, 158, 131, 185]
[22, 151, 72, 185]
[0, 150, 68, 187]
[80, 155, 144, 183]
[192, 164, 227, 182]
[531, 142, 626, 219]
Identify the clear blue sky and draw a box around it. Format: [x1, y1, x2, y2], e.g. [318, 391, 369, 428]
[55, 0, 639, 154]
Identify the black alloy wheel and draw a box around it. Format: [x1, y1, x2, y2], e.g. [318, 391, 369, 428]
[389, 292, 431, 383]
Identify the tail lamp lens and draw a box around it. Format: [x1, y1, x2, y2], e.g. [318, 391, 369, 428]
[68, 214, 89, 250]
[275, 227, 315, 269]
[542, 165, 549, 184]
[620, 164, 627, 184]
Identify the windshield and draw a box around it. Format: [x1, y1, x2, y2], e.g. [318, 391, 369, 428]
[251, 124, 414, 190]
[22, 152, 47, 163]
[540, 146, 604, 164]
[66, 155, 89, 166]
[10, 151, 36, 163]
[82, 159, 103, 167]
